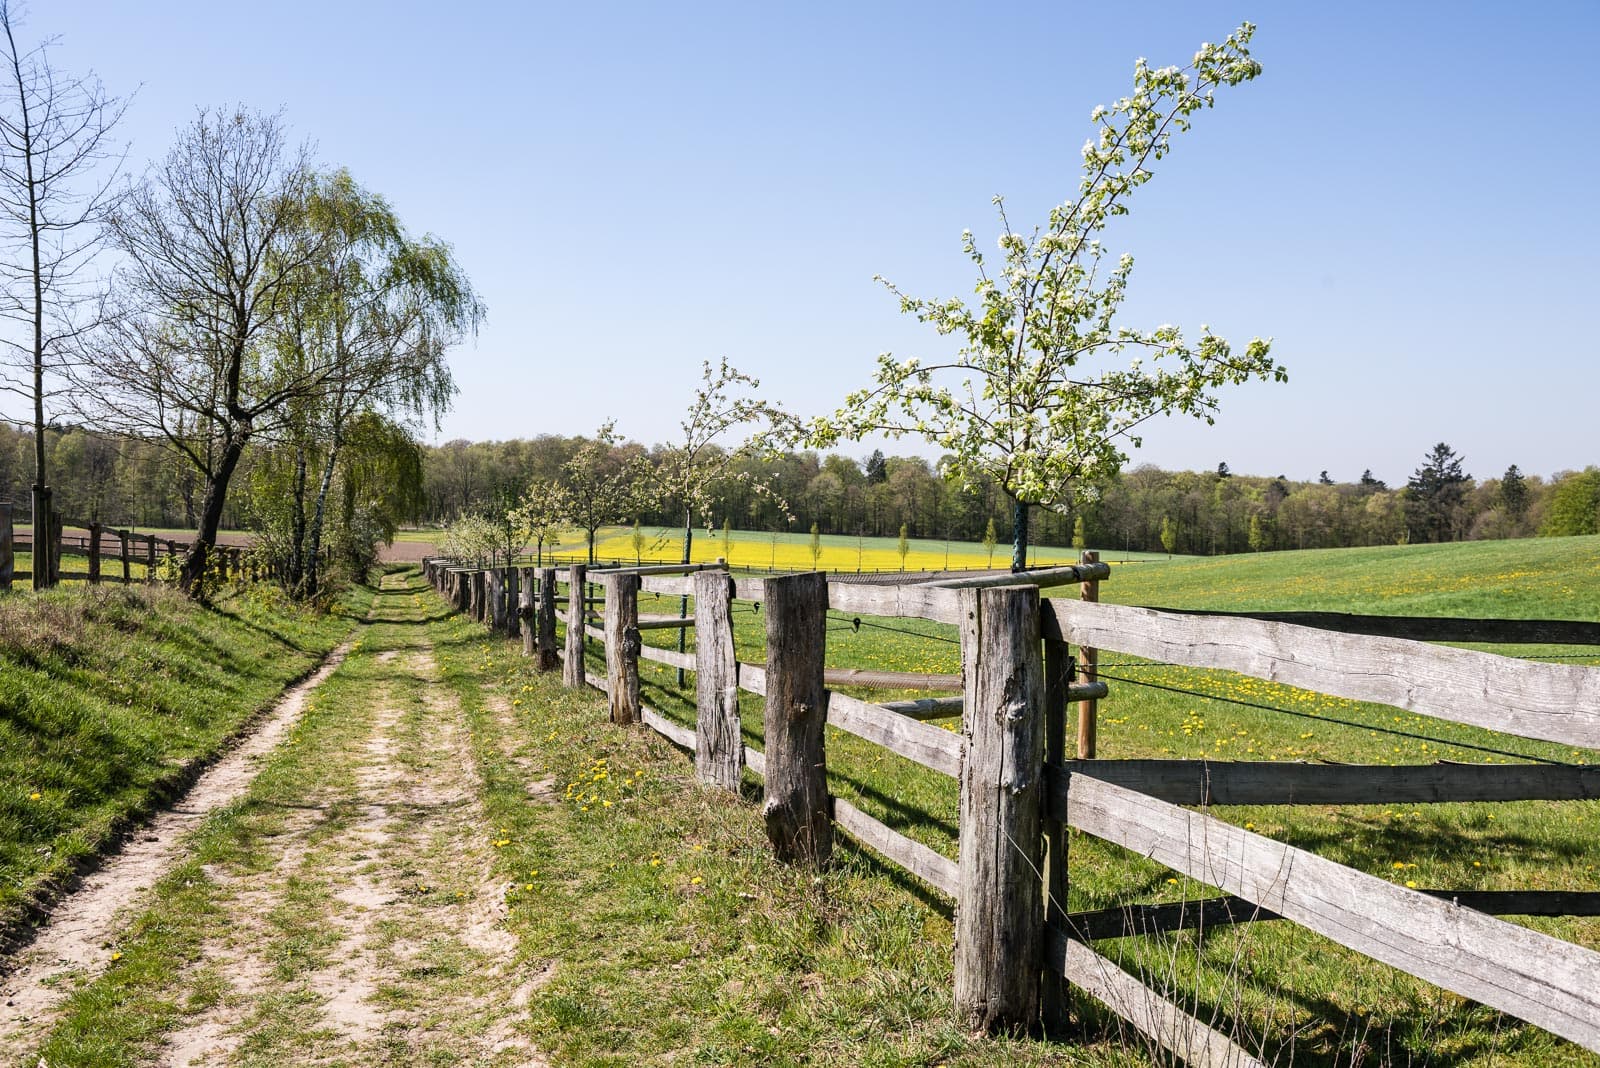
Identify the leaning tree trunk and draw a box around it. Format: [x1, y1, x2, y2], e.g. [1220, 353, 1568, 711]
[289, 443, 308, 590]
[182, 432, 249, 597]
[1010, 497, 1030, 572]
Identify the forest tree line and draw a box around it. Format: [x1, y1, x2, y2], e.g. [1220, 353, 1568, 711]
[8, 422, 1599, 557]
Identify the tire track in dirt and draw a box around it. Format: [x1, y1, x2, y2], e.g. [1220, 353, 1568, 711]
[0, 636, 359, 1053]
[157, 613, 545, 1063]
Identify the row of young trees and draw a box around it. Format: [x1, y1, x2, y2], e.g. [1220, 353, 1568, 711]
[0, 7, 478, 596]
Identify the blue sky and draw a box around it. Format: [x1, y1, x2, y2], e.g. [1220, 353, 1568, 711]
[26, 1, 1600, 485]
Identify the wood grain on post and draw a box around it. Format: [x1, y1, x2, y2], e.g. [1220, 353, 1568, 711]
[87, 523, 102, 584]
[49, 512, 62, 585]
[563, 565, 587, 688]
[955, 583, 1045, 1034]
[475, 570, 488, 624]
[145, 534, 157, 584]
[503, 567, 518, 638]
[761, 572, 832, 867]
[537, 567, 559, 671]
[1076, 549, 1099, 759]
[489, 569, 504, 630]
[694, 568, 743, 790]
[1040, 634, 1072, 1035]
[518, 567, 536, 654]
[603, 572, 642, 726]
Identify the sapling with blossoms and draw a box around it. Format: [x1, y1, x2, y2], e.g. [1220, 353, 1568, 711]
[654, 357, 798, 674]
[809, 23, 1284, 570]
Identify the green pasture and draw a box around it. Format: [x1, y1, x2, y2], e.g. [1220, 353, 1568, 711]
[558, 534, 1600, 1064]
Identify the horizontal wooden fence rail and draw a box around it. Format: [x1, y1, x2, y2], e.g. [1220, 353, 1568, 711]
[1065, 888, 1600, 943]
[1045, 758, 1600, 809]
[1140, 606, 1600, 646]
[1065, 771, 1600, 1050]
[1044, 600, 1600, 749]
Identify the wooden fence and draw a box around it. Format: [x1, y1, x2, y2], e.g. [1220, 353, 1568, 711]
[421, 554, 1600, 1060]
[0, 506, 252, 590]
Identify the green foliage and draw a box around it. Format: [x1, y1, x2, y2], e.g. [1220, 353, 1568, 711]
[1501, 464, 1529, 523]
[561, 422, 652, 564]
[1405, 442, 1471, 543]
[1247, 513, 1267, 552]
[1072, 515, 1087, 550]
[1159, 515, 1178, 555]
[897, 523, 910, 569]
[1539, 468, 1600, 537]
[811, 23, 1280, 570]
[982, 517, 997, 568]
[808, 521, 822, 566]
[630, 519, 645, 565]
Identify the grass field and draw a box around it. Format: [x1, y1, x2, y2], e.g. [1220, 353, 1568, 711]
[582, 534, 1600, 1064]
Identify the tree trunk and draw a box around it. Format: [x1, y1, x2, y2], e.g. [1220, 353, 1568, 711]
[289, 443, 308, 590]
[677, 506, 692, 686]
[1010, 497, 1030, 572]
[181, 432, 248, 597]
[304, 439, 341, 597]
[29, 484, 50, 590]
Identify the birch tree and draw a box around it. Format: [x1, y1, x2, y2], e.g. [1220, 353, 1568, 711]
[810, 24, 1283, 570]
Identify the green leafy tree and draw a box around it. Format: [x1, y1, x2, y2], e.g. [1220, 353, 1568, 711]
[897, 523, 910, 570]
[1247, 512, 1268, 552]
[1160, 515, 1178, 555]
[810, 25, 1280, 571]
[631, 519, 645, 565]
[982, 517, 997, 568]
[809, 521, 822, 567]
[722, 517, 733, 563]
[1072, 515, 1087, 550]
[1539, 468, 1600, 537]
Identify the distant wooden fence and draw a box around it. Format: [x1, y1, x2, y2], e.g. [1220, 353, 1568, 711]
[421, 554, 1600, 1059]
[0, 507, 252, 591]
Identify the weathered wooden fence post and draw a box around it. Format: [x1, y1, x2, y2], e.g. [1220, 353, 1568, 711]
[603, 571, 642, 725]
[563, 564, 587, 688]
[49, 511, 62, 585]
[504, 566, 521, 639]
[0, 502, 12, 590]
[955, 583, 1044, 1033]
[487, 568, 503, 630]
[536, 566, 558, 671]
[1076, 549, 1100, 758]
[145, 535, 157, 584]
[474, 570, 487, 624]
[761, 572, 831, 866]
[694, 568, 743, 789]
[1041, 628, 1073, 1035]
[118, 531, 130, 584]
[87, 522, 102, 584]
[519, 567, 536, 654]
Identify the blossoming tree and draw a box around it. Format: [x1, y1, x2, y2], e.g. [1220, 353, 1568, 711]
[810, 23, 1284, 570]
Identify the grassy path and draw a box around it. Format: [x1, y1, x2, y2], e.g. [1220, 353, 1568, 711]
[10, 572, 547, 1066]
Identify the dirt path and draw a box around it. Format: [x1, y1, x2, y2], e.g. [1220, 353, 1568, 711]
[0, 637, 357, 1052]
[4, 575, 546, 1065]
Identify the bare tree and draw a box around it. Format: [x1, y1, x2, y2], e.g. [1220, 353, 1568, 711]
[81, 109, 327, 596]
[0, 1, 128, 588]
